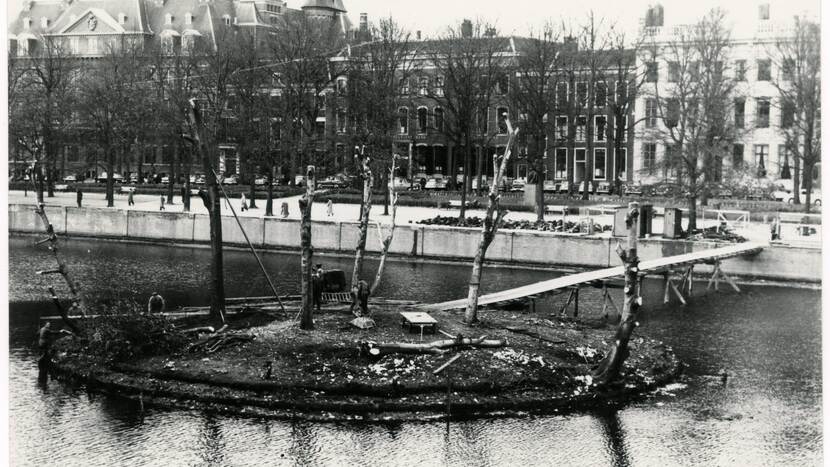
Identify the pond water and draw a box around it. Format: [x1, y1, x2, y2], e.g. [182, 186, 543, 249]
[8, 236, 822, 466]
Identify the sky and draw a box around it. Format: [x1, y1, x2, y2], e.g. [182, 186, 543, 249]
[4, 0, 821, 38]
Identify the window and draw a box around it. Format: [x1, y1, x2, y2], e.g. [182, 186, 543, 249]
[645, 99, 658, 128]
[118, 13, 127, 24]
[735, 60, 746, 81]
[664, 144, 677, 178]
[222, 15, 231, 26]
[497, 107, 508, 134]
[65, 145, 80, 162]
[668, 62, 680, 82]
[616, 80, 628, 103]
[756, 98, 770, 128]
[477, 109, 488, 134]
[417, 107, 428, 134]
[554, 148, 567, 179]
[497, 75, 509, 95]
[336, 108, 346, 133]
[399, 78, 409, 95]
[594, 82, 607, 107]
[781, 59, 795, 81]
[165, 13, 173, 25]
[185, 13, 193, 25]
[397, 107, 408, 134]
[336, 77, 347, 96]
[617, 148, 627, 178]
[576, 115, 587, 141]
[594, 148, 606, 180]
[757, 60, 771, 81]
[689, 61, 700, 81]
[555, 116, 567, 140]
[777, 145, 791, 175]
[643, 143, 656, 174]
[556, 82, 568, 107]
[665, 99, 680, 128]
[732, 144, 744, 168]
[759, 3, 770, 20]
[594, 115, 607, 141]
[646, 62, 658, 82]
[734, 98, 745, 128]
[575, 149, 586, 162]
[434, 107, 444, 132]
[433, 76, 444, 96]
[23, 17, 31, 29]
[41, 17, 50, 28]
[161, 146, 173, 164]
[754, 144, 769, 175]
[781, 99, 795, 128]
[712, 61, 724, 81]
[418, 77, 428, 96]
[576, 82, 588, 107]
[617, 115, 628, 141]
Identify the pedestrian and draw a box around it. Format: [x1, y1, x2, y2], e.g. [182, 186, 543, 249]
[241, 193, 248, 212]
[127, 190, 135, 206]
[326, 199, 334, 217]
[159, 195, 166, 211]
[281, 201, 289, 218]
[312, 266, 324, 311]
[35, 322, 71, 379]
[349, 280, 370, 317]
[770, 216, 780, 241]
[76, 188, 83, 208]
[180, 186, 186, 203]
[147, 292, 166, 313]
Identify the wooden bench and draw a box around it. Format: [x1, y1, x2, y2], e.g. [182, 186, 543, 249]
[400, 311, 438, 335]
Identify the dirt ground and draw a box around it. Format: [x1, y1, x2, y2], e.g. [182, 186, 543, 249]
[50, 300, 680, 421]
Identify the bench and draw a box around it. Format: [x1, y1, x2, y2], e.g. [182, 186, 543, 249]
[544, 204, 568, 216]
[400, 311, 438, 335]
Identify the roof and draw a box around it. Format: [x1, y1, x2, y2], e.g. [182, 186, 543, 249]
[301, 0, 347, 13]
[10, 0, 150, 36]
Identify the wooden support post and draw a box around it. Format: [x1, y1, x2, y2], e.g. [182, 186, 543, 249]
[686, 265, 694, 295]
[573, 287, 580, 318]
[669, 280, 687, 305]
[719, 269, 741, 293]
[601, 285, 608, 317]
[663, 271, 671, 304]
[559, 288, 575, 316]
[707, 262, 721, 291]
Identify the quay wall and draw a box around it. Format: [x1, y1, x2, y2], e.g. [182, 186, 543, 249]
[8, 204, 821, 283]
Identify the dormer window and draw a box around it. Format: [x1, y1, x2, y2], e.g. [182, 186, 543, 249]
[165, 14, 173, 25]
[185, 13, 193, 25]
[40, 17, 49, 28]
[23, 17, 31, 29]
[118, 13, 127, 24]
[223, 15, 231, 25]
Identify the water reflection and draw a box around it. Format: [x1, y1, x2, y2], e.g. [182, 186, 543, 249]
[595, 409, 631, 467]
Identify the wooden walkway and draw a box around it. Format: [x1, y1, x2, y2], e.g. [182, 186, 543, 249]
[418, 242, 764, 311]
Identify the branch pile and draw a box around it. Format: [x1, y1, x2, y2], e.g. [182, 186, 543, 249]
[359, 335, 507, 357]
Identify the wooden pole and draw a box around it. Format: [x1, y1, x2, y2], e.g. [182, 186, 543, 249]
[213, 170, 286, 315]
[299, 165, 316, 330]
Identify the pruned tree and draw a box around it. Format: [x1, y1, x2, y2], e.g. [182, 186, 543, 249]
[464, 117, 519, 324]
[425, 20, 508, 221]
[770, 16, 820, 211]
[298, 165, 318, 330]
[510, 24, 562, 220]
[593, 201, 640, 384]
[370, 155, 401, 294]
[645, 9, 735, 231]
[351, 148, 373, 289]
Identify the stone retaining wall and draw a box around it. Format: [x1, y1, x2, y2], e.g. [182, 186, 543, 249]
[8, 204, 821, 282]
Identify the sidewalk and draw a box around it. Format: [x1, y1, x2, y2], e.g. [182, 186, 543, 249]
[9, 189, 811, 246]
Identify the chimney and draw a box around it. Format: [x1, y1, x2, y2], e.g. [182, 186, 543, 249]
[416, 30, 421, 40]
[359, 12, 368, 31]
[461, 19, 473, 38]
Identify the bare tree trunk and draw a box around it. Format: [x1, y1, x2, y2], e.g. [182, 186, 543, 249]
[593, 202, 641, 384]
[464, 120, 518, 324]
[299, 165, 316, 330]
[106, 142, 115, 208]
[183, 146, 191, 212]
[370, 159, 399, 295]
[265, 169, 274, 217]
[535, 136, 547, 222]
[34, 162, 45, 204]
[351, 153, 373, 289]
[188, 100, 226, 325]
[793, 154, 801, 205]
[459, 141, 471, 222]
[687, 195, 697, 232]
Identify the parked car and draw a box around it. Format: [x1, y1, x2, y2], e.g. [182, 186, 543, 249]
[471, 176, 489, 191]
[62, 175, 77, 182]
[222, 175, 238, 185]
[424, 177, 448, 190]
[557, 181, 571, 194]
[389, 176, 411, 192]
[96, 172, 124, 183]
[160, 175, 170, 184]
[623, 183, 643, 196]
[785, 188, 822, 205]
[510, 178, 526, 192]
[595, 182, 612, 194]
[318, 174, 351, 189]
[254, 176, 268, 186]
[294, 175, 306, 187]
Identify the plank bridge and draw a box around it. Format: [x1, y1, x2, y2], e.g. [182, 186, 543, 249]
[419, 242, 764, 313]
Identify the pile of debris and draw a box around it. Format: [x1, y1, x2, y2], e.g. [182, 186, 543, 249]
[417, 216, 612, 233]
[685, 226, 748, 243]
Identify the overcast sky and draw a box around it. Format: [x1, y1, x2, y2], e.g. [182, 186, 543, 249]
[5, 0, 820, 38]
